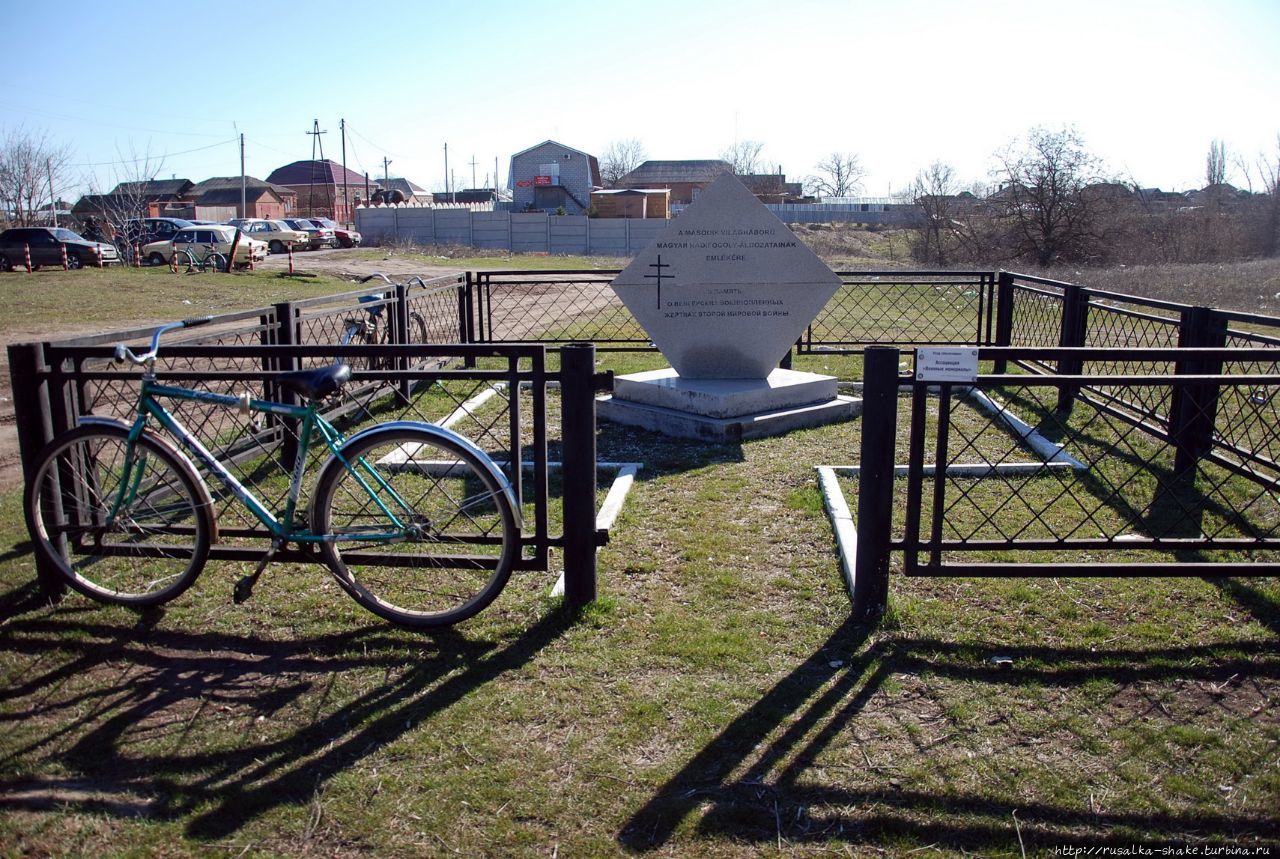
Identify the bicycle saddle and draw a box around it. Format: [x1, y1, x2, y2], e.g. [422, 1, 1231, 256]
[277, 362, 352, 400]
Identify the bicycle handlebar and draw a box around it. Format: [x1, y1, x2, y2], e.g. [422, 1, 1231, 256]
[358, 273, 396, 286]
[114, 316, 213, 366]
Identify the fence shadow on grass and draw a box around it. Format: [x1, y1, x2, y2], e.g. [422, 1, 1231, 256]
[618, 625, 1280, 853]
[0, 605, 577, 840]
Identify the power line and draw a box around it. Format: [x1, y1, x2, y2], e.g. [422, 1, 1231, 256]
[345, 124, 404, 160]
[0, 99, 234, 139]
[70, 138, 238, 168]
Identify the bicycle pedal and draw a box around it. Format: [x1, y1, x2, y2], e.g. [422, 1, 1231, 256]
[233, 576, 256, 604]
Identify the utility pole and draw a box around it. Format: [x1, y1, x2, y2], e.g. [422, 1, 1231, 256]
[305, 119, 327, 217]
[443, 143, 449, 203]
[495, 156, 500, 196]
[468, 155, 478, 192]
[239, 134, 246, 219]
[46, 159, 56, 227]
[340, 118, 349, 224]
[383, 156, 393, 196]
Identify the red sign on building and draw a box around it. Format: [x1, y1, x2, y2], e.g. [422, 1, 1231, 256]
[534, 176, 553, 186]
[515, 179, 533, 187]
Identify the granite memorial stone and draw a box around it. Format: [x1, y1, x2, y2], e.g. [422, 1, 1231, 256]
[612, 173, 843, 379]
[600, 173, 858, 441]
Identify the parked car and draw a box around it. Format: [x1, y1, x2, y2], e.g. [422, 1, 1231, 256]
[227, 218, 311, 254]
[116, 217, 194, 248]
[0, 226, 119, 270]
[141, 225, 268, 267]
[282, 218, 337, 250]
[304, 217, 361, 248]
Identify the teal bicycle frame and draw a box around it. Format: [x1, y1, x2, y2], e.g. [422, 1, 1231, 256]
[121, 377, 416, 544]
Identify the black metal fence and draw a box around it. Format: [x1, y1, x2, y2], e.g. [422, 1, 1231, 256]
[468, 269, 648, 351]
[9, 273, 610, 604]
[850, 345, 1280, 618]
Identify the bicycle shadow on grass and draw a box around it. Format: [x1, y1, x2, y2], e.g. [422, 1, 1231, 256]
[618, 621, 1280, 853]
[0, 602, 579, 840]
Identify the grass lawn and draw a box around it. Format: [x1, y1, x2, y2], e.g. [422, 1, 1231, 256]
[0, 263, 1276, 856]
[0, 265, 354, 337]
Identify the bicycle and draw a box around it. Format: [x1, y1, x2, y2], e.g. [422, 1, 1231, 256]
[176, 244, 229, 273]
[339, 274, 429, 369]
[24, 317, 521, 628]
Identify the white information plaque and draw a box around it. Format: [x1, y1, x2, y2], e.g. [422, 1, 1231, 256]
[916, 347, 979, 383]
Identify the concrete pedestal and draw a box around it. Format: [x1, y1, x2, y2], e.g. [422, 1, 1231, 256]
[598, 368, 860, 442]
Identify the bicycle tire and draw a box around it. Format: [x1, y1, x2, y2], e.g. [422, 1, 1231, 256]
[206, 253, 228, 272]
[25, 424, 212, 607]
[408, 311, 428, 346]
[363, 323, 386, 371]
[309, 426, 518, 627]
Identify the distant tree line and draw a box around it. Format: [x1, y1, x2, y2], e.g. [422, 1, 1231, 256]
[904, 126, 1280, 267]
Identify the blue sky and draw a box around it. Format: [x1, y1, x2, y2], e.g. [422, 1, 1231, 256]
[4, 0, 1278, 200]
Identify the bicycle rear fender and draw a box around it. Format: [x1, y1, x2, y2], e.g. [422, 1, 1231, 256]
[331, 420, 522, 528]
[77, 415, 221, 544]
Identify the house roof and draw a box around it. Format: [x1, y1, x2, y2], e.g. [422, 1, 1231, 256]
[510, 139, 594, 162]
[110, 178, 193, 198]
[591, 188, 669, 196]
[619, 160, 733, 185]
[266, 159, 367, 187]
[195, 187, 282, 206]
[508, 140, 602, 188]
[380, 177, 427, 196]
[191, 176, 296, 197]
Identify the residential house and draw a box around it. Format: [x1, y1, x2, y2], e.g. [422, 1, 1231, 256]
[266, 159, 369, 222]
[615, 160, 733, 205]
[508, 140, 600, 215]
[73, 178, 195, 222]
[738, 173, 807, 203]
[188, 176, 296, 220]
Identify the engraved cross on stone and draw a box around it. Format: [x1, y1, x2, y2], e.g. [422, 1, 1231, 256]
[644, 255, 672, 310]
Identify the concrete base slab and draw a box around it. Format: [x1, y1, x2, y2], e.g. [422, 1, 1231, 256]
[598, 393, 860, 442]
[612, 368, 839, 419]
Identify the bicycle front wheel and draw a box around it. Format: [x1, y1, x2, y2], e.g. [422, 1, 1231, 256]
[310, 428, 518, 627]
[25, 425, 211, 607]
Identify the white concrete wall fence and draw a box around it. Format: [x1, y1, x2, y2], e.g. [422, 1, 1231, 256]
[355, 203, 919, 256]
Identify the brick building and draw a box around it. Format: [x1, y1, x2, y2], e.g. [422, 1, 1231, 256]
[508, 140, 600, 214]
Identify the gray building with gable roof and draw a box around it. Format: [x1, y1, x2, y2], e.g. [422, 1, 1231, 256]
[508, 140, 600, 215]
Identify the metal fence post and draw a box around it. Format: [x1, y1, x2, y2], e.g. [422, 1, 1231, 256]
[1056, 282, 1088, 412]
[393, 282, 411, 400]
[993, 271, 1015, 374]
[460, 272, 473, 344]
[1171, 306, 1228, 476]
[273, 301, 301, 468]
[560, 342, 599, 608]
[853, 345, 900, 621]
[8, 342, 65, 599]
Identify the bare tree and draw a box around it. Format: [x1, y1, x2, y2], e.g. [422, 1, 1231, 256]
[995, 126, 1106, 266]
[1256, 134, 1280, 257]
[720, 140, 765, 175]
[81, 144, 167, 256]
[1206, 139, 1229, 187]
[804, 153, 865, 199]
[599, 138, 647, 188]
[0, 126, 73, 227]
[907, 161, 959, 265]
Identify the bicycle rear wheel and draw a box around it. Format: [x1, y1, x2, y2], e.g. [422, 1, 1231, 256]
[309, 427, 518, 627]
[408, 311, 428, 345]
[25, 425, 211, 607]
